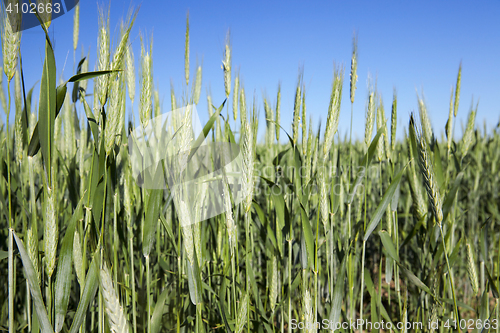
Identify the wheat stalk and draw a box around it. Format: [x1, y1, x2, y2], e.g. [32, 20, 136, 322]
[239, 86, 247, 125]
[412, 116, 442, 224]
[235, 292, 249, 333]
[319, 163, 329, 232]
[417, 95, 433, 144]
[73, 230, 85, 287]
[269, 254, 278, 312]
[364, 89, 375, 147]
[292, 76, 302, 145]
[242, 119, 254, 213]
[275, 82, 281, 142]
[301, 88, 307, 155]
[96, 4, 110, 107]
[105, 73, 123, 155]
[454, 62, 462, 117]
[323, 66, 343, 158]
[14, 69, 22, 162]
[153, 88, 160, 118]
[193, 65, 202, 104]
[1, 0, 21, 83]
[223, 31, 231, 98]
[44, 186, 57, 278]
[350, 33, 358, 104]
[184, 12, 189, 86]
[446, 87, 454, 154]
[264, 98, 274, 149]
[64, 90, 76, 158]
[171, 82, 178, 111]
[126, 43, 135, 104]
[73, 3, 79, 51]
[460, 102, 477, 157]
[233, 74, 239, 121]
[139, 36, 153, 128]
[390, 90, 397, 153]
[27, 227, 40, 286]
[406, 134, 427, 221]
[206, 88, 212, 116]
[465, 237, 479, 295]
[100, 263, 130, 333]
[376, 96, 386, 161]
[110, 11, 137, 78]
[303, 290, 315, 333]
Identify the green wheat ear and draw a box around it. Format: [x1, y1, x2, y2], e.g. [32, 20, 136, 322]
[292, 71, 302, 145]
[412, 114, 443, 225]
[73, 3, 79, 51]
[223, 30, 232, 98]
[454, 61, 462, 117]
[465, 237, 479, 295]
[350, 32, 358, 104]
[2, 0, 21, 83]
[184, 11, 190, 86]
[364, 80, 375, 147]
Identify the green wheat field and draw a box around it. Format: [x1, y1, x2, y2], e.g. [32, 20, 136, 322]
[1, 3, 500, 333]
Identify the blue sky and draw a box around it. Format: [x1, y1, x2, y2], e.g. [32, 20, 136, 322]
[6, 0, 500, 142]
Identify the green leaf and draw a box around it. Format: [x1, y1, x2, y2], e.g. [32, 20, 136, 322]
[442, 172, 463, 221]
[439, 298, 475, 312]
[378, 230, 399, 262]
[399, 266, 432, 295]
[54, 195, 85, 332]
[12, 231, 54, 333]
[224, 117, 236, 144]
[377, 228, 433, 295]
[272, 147, 291, 167]
[55, 83, 67, 117]
[330, 155, 341, 216]
[38, 38, 57, 183]
[293, 147, 303, 202]
[485, 265, 499, 298]
[159, 211, 177, 255]
[246, 254, 265, 314]
[0, 250, 7, 261]
[299, 202, 315, 270]
[252, 201, 278, 252]
[143, 185, 163, 257]
[360, 127, 384, 167]
[348, 128, 383, 204]
[72, 57, 87, 103]
[258, 177, 286, 256]
[328, 255, 346, 327]
[271, 185, 286, 231]
[217, 297, 233, 333]
[187, 251, 202, 305]
[364, 164, 407, 241]
[67, 69, 118, 84]
[28, 84, 67, 157]
[79, 91, 100, 146]
[187, 99, 226, 163]
[151, 287, 170, 333]
[433, 142, 445, 189]
[68, 252, 99, 333]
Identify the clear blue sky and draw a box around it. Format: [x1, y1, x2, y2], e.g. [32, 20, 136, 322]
[7, 0, 500, 142]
